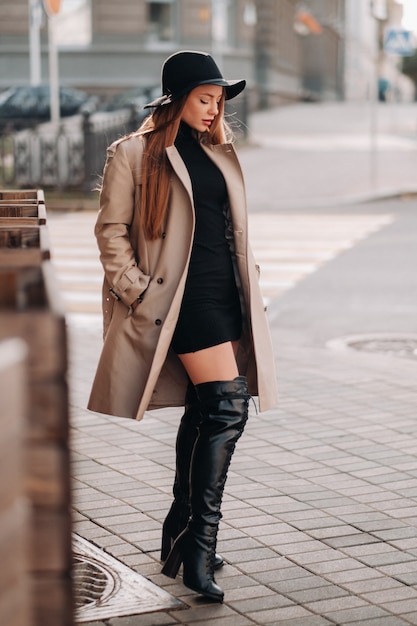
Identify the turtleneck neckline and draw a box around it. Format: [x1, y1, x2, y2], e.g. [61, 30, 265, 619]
[176, 121, 198, 143]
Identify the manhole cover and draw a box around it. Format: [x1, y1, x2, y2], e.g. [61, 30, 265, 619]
[73, 556, 116, 609]
[327, 333, 417, 360]
[72, 534, 183, 623]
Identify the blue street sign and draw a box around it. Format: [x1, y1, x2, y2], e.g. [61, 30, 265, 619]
[383, 28, 415, 56]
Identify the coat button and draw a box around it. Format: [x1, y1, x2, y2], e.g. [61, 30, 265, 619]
[155, 319, 162, 325]
[157, 278, 163, 284]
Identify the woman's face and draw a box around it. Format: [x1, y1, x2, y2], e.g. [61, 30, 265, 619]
[181, 84, 223, 132]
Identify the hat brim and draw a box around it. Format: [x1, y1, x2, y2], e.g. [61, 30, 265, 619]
[144, 78, 246, 109]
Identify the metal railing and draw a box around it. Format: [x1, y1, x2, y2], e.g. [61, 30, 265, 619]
[0, 108, 141, 191]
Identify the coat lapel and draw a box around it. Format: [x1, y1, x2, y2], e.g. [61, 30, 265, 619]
[200, 143, 248, 237]
[166, 146, 194, 206]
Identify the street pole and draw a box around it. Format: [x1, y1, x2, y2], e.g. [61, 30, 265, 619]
[48, 13, 60, 124]
[43, 0, 62, 124]
[211, 0, 228, 69]
[369, 26, 378, 190]
[29, 0, 42, 86]
[369, 0, 384, 190]
[369, 0, 387, 189]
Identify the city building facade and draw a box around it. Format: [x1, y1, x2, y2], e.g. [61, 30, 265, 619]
[1, 1, 412, 108]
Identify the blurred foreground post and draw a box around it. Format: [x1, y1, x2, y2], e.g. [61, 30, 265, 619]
[0, 338, 31, 626]
[0, 188, 73, 626]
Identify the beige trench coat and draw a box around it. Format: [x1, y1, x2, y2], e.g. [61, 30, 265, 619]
[88, 132, 278, 421]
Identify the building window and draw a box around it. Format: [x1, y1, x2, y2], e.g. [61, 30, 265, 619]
[147, 0, 175, 42]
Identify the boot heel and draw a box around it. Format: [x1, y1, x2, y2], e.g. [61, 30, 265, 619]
[160, 527, 172, 561]
[161, 542, 182, 578]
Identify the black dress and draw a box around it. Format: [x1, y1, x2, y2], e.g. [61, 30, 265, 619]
[171, 123, 242, 354]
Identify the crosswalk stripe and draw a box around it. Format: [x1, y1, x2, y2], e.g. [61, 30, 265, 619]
[47, 211, 394, 315]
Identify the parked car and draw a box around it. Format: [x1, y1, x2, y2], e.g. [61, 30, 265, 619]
[0, 85, 99, 128]
[103, 85, 160, 118]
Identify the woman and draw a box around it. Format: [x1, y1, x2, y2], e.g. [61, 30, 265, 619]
[88, 50, 278, 602]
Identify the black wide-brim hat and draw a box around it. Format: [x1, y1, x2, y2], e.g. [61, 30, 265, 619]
[144, 50, 246, 108]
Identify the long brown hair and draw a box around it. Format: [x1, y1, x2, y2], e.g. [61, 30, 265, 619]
[137, 90, 231, 240]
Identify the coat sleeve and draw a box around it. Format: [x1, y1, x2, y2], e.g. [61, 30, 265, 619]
[95, 138, 151, 308]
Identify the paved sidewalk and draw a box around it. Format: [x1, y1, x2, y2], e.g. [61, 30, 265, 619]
[239, 101, 417, 211]
[68, 103, 417, 625]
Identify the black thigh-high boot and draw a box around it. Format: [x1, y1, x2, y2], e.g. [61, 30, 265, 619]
[161, 376, 249, 602]
[161, 382, 224, 569]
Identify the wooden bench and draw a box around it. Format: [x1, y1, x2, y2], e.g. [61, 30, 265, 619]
[0, 225, 50, 265]
[0, 189, 45, 203]
[0, 203, 47, 226]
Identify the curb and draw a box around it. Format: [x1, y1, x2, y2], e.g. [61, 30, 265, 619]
[44, 187, 417, 213]
[44, 196, 98, 212]
[251, 187, 417, 213]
